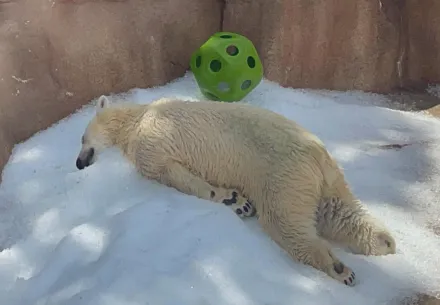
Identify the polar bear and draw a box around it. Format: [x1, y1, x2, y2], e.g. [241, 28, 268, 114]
[75, 95, 396, 286]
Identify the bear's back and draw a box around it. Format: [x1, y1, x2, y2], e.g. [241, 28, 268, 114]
[146, 99, 321, 152]
[136, 99, 329, 186]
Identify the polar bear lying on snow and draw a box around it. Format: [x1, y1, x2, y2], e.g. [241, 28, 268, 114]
[75, 96, 396, 286]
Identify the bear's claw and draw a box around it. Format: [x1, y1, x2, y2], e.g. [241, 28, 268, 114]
[343, 272, 356, 286]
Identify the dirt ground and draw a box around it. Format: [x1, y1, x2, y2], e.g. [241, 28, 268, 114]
[403, 294, 440, 305]
[386, 91, 440, 112]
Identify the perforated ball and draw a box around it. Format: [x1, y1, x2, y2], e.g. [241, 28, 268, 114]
[190, 32, 263, 102]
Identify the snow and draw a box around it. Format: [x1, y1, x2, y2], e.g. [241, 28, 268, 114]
[1, 72, 440, 305]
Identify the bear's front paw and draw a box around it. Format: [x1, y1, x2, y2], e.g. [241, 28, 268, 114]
[220, 190, 256, 218]
[233, 199, 256, 218]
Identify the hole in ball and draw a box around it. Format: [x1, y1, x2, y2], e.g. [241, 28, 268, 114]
[220, 34, 233, 39]
[195, 56, 202, 68]
[241, 80, 252, 90]
[226, 45, 239, 56]
[210, 60, 222, 72]
[247, 56, 256, 68]
[217, 82, 230, 92]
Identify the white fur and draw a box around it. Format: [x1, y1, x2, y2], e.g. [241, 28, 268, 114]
[76, 97, 396, 286]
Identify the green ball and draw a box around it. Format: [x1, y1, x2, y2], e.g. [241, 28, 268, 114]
[190, 32, 264, 102]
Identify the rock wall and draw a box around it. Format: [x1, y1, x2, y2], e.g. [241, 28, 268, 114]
[223, 0, 402, 92]
[406, 0, 440, 87]
[223, 0, 440, 93]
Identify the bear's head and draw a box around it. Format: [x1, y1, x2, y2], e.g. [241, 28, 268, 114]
[76, 95, 114, 170]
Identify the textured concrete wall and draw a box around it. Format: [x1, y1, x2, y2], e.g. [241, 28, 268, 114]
[406, 0, 440, 86]
[223, 0, 440, 93]
[223, 0, 402, 92]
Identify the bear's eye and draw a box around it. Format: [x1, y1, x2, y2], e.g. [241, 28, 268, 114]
[81, 135, 85, 144]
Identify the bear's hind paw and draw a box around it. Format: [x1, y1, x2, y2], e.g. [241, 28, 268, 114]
[329, 262, 356, 287]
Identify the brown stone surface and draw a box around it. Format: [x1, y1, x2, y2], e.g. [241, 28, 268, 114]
[223, 0, 402, 92]
[405, 294, 440, 305]
[386, 92, 440, 112]
[223, 0, 440, 94]
[406, 0, 440, 86]
[0, 0, 221, 176]
[425, 104, 440, 117]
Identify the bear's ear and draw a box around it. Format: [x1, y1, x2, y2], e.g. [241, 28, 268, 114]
[96, 95, 110, 113]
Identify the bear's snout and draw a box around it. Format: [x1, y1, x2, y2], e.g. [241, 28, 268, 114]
[76, 148, 95, 170]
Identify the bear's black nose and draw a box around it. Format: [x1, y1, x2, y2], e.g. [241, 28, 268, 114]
[76, 158, 84, 170]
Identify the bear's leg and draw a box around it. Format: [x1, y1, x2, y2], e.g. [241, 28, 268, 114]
[257, 198, 356, 286]
[318, 166, 396, 255]
[317, 196, 396, 256]
[162, 161, 255, 217]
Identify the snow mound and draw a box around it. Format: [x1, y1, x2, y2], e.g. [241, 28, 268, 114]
[1, 72, 440, 305]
